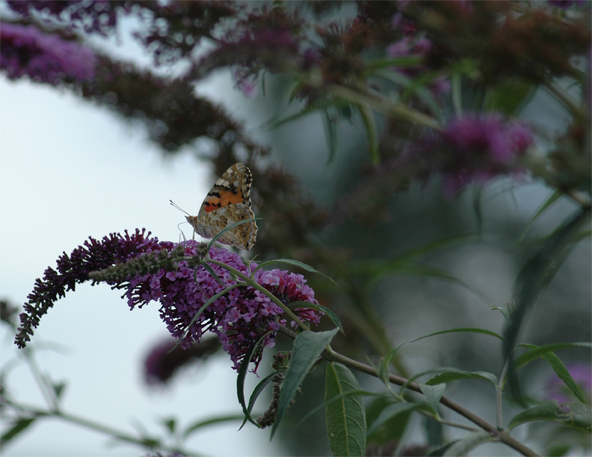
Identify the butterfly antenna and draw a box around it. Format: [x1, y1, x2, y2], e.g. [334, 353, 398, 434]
[170, 199, 190, 216]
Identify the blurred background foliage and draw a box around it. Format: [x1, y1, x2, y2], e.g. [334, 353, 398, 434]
[1, 1, 590, 455]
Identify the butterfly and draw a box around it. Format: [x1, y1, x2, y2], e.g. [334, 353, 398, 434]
[172, 163, 258, 250]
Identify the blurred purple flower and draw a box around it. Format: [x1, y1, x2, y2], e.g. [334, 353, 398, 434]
[406, 114, 533, 196]
[547, 0, 585, 8]
[545, 362, 592, 404]
[0, 23, 96, 84]
[144, 336, 220, 386]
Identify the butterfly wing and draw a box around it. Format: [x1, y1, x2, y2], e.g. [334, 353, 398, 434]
[187, 163, 258, 250]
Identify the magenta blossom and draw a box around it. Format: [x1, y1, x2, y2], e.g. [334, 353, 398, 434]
[408, 114, 533, 196]
[15, 230, 322, 372]
[547, 0, 585, 8]
[0, 22, 96, 84]
[128, 241, 321, 371]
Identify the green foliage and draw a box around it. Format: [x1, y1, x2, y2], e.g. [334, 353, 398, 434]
[441, 431, 495, 457]
[509, 402, 592, 432]
[325, 363, 367, 457]
[270, 329, 339, 438]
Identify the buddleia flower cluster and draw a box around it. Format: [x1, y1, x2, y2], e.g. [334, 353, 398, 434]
[15, 230, 322, 371]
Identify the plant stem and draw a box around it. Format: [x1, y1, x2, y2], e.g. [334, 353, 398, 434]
[321, 347, 541, 457]
[326, 84, 442, 131]
[497, 359, 510, 430]
[543, 80, 584, 118]
[6, 399, 191, 456]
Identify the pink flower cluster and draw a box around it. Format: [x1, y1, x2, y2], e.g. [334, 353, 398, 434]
[126, 241, 321, 371]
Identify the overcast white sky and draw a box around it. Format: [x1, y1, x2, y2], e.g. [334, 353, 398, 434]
[0, 64, 284, 456]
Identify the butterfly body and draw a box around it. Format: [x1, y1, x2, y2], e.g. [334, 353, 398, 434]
[186, 163, 257, 250]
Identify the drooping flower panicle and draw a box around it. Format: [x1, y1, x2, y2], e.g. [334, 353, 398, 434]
[15, 231, 322, 372]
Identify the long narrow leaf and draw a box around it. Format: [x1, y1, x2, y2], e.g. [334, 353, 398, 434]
[442, 431, 495, 456]
[517, 190, 563, 244]
[270, 328, 339, 439]
[411, 327, 505, 343]
[1, 417, 37, 446]
[504, 208, 591, 401]
[325, 362, 367, 457]
[254, 259, 337, 285]
[288, 301, 344, 335]
[237, 331, 274, 428]
[515, 343, 591, 404]
[183, 414, 246, 439]
[509, 402, 592, 432]
[356, 103, 380, 165]
[425, 370, 498, 388]
[514, 342, 592, 369]
[246, 372, 277, 414]
[367, 401, 429, 436]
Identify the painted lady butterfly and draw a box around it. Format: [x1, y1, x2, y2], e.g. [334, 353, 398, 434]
[175, 163, 257, 250]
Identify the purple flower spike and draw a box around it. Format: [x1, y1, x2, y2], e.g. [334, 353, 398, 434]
[0, 23, 96, 85]
[16, 231, 322, 373]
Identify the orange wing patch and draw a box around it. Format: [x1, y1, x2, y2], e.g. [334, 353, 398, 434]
[204, 189, 245, 212]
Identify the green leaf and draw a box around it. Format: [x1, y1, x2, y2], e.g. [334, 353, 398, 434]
[509, 402, 592, 432]
[428, 441, 456, 456]
[514, 342, 592, 369]
[420, 383, 447, 414]
[325, 362, 367, 457]
[237, 332, 274, 428]
[410, 327, 504, 343]
[425, 370, 498, 388]
[355, 103, 379, 165]
[516, 343, 590, 404]
[239, 372, 277, 430]
[378, 342, 407, 387]
[367, 401, 429, 436]
[298, 390, 378, 427]
[183, 414, 245, 438]
[288, 301, 344, 335]
[1, 417, 37, 446]
[451, 73, 463, 116]
[366, 397, 413, 445]
[442, 431, 495, 456]
[254, 259, 337, 285]
[517, 190, 563, 245]
[484, 79, 536, 115]
[504, 208, 591, 401]
[161, 417, 176, 434]
[270, 328, 339, 439]
[322, 109, 338, 165]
